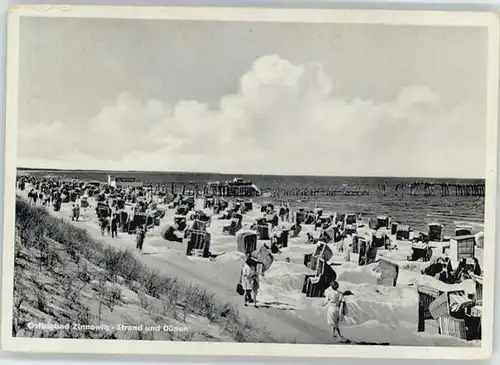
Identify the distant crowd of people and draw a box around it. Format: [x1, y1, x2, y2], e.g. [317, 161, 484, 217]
[17, 176, 153, 254]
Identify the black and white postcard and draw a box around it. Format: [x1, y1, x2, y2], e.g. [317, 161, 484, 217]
[1, 5, 499, 360]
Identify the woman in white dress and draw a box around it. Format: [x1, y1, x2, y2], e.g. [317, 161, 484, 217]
[323, 280, 345, 340]
[241, 257, 259, 307]
[341, 239, 351, 262]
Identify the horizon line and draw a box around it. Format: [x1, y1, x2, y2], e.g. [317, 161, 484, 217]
[16, 166, 486, 181]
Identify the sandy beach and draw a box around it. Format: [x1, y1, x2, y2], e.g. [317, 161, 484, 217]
[15, 180, 482, 346]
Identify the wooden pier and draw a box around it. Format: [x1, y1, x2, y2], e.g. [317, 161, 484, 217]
[278, 187, 370, 197]
[147, 180, 484, 199]
[376, 182, 485, 197]
[150, 182, 260, 198]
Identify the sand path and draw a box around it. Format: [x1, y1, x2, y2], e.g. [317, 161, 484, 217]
[18, 189, 338, 344]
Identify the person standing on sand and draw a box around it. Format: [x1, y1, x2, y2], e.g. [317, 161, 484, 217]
[341, 239, 351, 262]
[75, 204, 80, 221]
[241, 257, 259, 307]
[323, 280, 345, 341]
[106, 215, 111, 235]
[136, 226, 146, 253]
[111, 214, 118, 238]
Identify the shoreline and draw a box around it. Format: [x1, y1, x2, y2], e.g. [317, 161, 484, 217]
[16, 167, 487, 182]
[16, 169, 486, 235]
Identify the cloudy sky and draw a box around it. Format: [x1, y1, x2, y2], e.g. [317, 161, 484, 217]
[17, 17, 488, 178]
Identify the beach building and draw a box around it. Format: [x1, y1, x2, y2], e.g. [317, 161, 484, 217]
[206, 178, 261, 197]
[108, 175, 144, 188]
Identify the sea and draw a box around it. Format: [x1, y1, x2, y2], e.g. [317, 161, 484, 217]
[18, 169, 485, 236]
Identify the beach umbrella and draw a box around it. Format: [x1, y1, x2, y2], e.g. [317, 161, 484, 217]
[250, 246, 274, 274]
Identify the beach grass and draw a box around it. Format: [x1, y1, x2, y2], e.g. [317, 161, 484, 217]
[13, 197, 275, 342]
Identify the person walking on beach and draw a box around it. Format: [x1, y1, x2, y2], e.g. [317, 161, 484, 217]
[27, 189, 33, 205]
[241, 257, 259, 307]
[111, 214, 118, 238]
[136, 226, 146, 253]
[72, 204, 80, 222]
[323, 280, 346, 341]
[52, 190, 59, 205]
[30, 189, 38, 206]
[106, 215, 111, 236]
[53, 196, 61, 211]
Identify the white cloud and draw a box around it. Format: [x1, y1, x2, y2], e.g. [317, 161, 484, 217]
[18, 54, 485, 178]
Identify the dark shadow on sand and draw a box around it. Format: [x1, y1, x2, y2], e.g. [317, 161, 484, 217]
[255, 301, 296, 311]
[343, 339, 391, 346]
